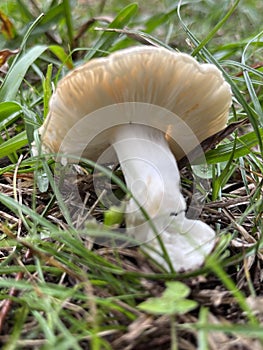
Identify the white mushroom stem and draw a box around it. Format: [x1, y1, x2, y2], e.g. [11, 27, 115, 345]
[110, 123, 216, 271]
[110, 124, 186, 221]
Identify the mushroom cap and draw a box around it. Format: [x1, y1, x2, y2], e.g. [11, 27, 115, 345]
[39, 46, 232, 160]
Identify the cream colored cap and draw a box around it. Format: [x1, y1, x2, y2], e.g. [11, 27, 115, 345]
[39, 46, 232, 160]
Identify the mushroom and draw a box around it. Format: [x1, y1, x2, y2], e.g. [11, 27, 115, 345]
[38, 46, 232, 271]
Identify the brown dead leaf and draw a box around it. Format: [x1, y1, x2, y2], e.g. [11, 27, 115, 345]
[117, 314, 153, 343]
[0, 48, 19, 68]
[0, 11, 16, 40]
[73, 16, 113, 47]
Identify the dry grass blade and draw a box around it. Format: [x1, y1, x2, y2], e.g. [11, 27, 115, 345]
[94, 26, 166, 47]
[178, 118, 250, 168]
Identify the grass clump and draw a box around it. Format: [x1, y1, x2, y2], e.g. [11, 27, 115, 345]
[0, 1, 262, 349]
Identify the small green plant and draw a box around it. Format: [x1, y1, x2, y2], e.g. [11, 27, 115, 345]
[138, 281, 198, 316]
[138, 282, 198, 350]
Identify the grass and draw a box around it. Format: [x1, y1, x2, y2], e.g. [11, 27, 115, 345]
[0, 0, 263, 349]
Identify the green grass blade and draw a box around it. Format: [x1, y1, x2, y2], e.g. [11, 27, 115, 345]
[0, 130, 27, 157]
[49, 45, 73, 68]
[182, 322, 263, 339]
[16, 0, 34, 21]
[19, 13, 45, 51]
[34, 3, 64, 33]
[62, 0, 74, 47]
[85, 3, 138, 60]
[191, 0, 240, 56]
[177, 1, 262, 154]
[2, 306, 29, 350]
[197, 307, 209, 350]
[0, 192, 58, 231]
[206, 129, 263, 164]
[0, 102, 21, 124]
[0, 45, 47, 102]
[43, 64, 53, 118]
[207, 255, 258, 325]
[241, 30, 263, 127]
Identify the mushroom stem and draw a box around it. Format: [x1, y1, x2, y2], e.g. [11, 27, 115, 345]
[110, 123, 185, 222]
[110, 123, 216, 271]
